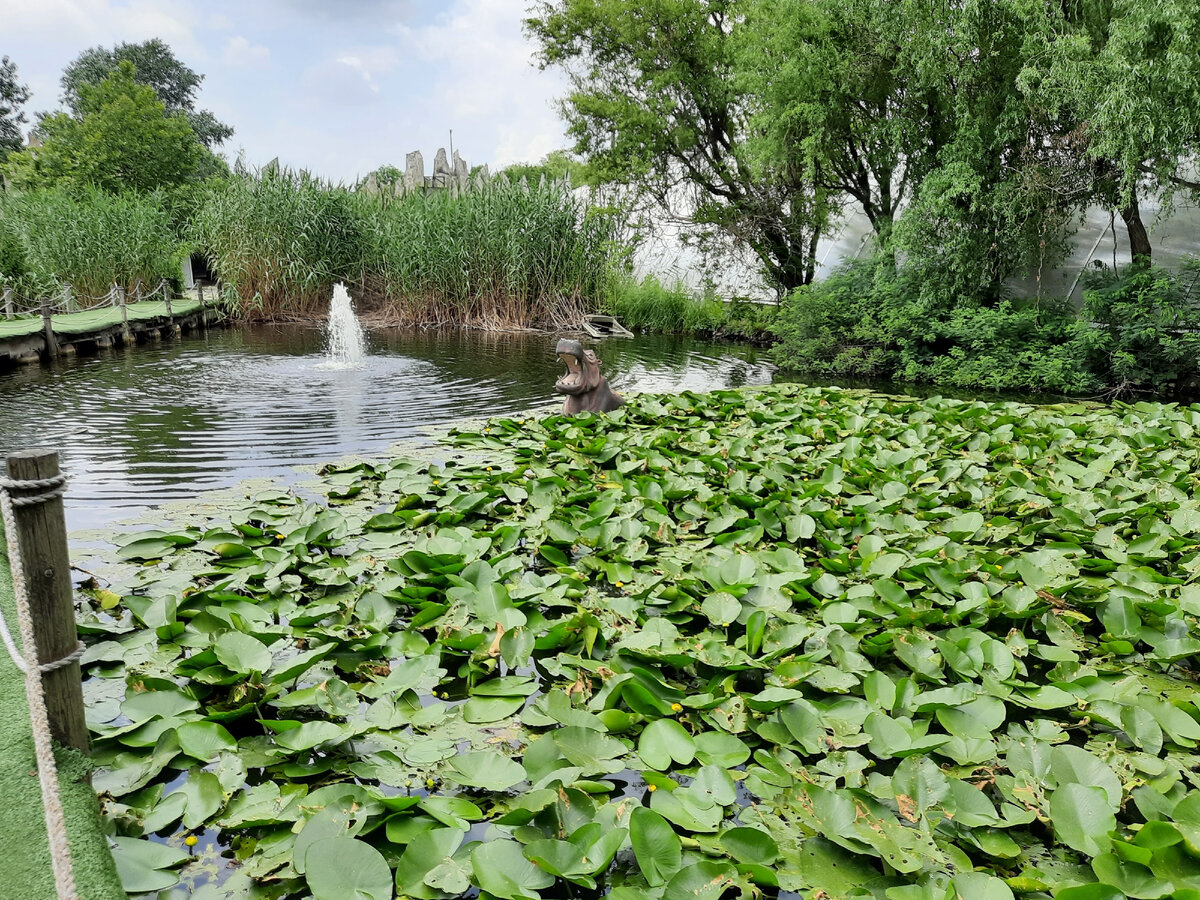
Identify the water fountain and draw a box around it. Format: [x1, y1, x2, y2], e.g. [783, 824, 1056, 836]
[323, 282, 367, 368]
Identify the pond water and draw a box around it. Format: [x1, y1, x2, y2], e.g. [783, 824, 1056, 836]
[0, 325, 778, 532]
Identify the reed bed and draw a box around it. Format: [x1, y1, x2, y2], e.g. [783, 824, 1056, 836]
[0, 186, 179, 302]
[191, 171, 368, 320]
[193, 169, 624, 328]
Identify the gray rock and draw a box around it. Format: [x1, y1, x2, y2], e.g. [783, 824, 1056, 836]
[404, 150, 424, 191]
[433, 147, 452, 176]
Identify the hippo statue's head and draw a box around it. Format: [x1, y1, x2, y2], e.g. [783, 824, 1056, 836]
[554, 338, 624, 414]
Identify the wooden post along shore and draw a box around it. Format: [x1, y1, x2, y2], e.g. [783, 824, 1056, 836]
[40, 300, 58, 359]
[5, 449, 89, 752]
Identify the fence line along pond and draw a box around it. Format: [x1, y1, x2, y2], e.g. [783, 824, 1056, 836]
[0, 280, 219, 366]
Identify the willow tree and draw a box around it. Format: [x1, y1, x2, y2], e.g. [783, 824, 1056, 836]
[1032, 0, 1200, 267]
[526, 0, 830, 293]
[736, 0, 947, 256]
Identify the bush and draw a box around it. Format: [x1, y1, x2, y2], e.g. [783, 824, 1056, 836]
[1070, 261, 1200, 397]
[772, 255, 1095, 394]
[606, 275, 777, 341]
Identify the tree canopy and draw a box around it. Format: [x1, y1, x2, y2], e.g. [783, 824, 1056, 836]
[527, 0, 829, 293]
[529, 0, 1200, 296]
[61, 38, 233, 149]
[4, 62, 203, 193]
[0, 55, 30, 161]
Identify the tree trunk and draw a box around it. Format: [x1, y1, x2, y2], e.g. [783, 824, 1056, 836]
[1120, 191, 1152, 269]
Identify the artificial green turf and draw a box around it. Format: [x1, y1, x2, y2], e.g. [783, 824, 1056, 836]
[0, 528, 123, 900]
[0, 298, 204, 339]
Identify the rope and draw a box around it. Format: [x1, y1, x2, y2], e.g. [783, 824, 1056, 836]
[0, 473, 80, 900]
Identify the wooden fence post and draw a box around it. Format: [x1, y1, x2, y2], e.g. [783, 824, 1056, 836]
[41, 300, 58, 359]
[197, 283, 207, 329]
[2, 286, 11, 319]
[116, 284, 130, 344]
[5, 450, 89, 752]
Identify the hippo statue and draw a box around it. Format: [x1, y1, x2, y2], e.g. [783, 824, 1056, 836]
[554, 338, 624, 414]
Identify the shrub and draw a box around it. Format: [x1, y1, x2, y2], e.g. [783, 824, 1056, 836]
[606, 275, 777, 341]
[773, 255, 1095, 394]
[1069, 261, 1200, 397]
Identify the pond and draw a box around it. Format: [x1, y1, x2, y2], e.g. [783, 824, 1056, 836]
[0, 325, 777, 532]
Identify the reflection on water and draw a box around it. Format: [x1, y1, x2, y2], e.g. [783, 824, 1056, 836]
[0, 325, 776, 530]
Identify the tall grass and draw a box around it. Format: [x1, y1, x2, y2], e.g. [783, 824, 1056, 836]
[191, 170, 368, 320]
[362, 177, 621, 329]
[0, 186, 179, 302]
[193, 169, 624, 328]
[606, 275, 778, 341]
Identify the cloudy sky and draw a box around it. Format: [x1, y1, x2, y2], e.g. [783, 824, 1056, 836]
[2, 0, 571, 183]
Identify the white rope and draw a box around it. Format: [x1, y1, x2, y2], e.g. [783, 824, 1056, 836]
[0, 472, 80, 900]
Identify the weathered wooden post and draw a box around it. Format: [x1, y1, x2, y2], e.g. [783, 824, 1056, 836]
[41, 300, 58, 359]
[117, 283, 131, 344]
[163, 281, 181, 337]
[197, 283, 208, 330]
[5, 450, 89, 752]
[2, 286, 12, 319]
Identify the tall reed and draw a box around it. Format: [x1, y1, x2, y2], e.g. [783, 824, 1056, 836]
[193, 168, 625, 328]
[362, 177, 622, 329]
[191, 169, 368, 320]
[0, 186, 179, 302]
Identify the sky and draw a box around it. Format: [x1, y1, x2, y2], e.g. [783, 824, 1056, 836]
[1, 0, 572, 184]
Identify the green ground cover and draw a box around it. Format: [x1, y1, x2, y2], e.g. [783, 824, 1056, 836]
[0, 299, 204, 340]
[83, 385, 1200, 898]
[0, 529, 123, 900]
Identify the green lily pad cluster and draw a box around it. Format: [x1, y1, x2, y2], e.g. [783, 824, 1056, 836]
[83, 384, 1200, 899]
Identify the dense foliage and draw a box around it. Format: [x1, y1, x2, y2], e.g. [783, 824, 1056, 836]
[192, 168, 623, 327]
[606, 275, 777, 343]
[0, 185, 180, 299]
[0, 55, 29, 161]
[60, 38, 234, 150]
[86, 385, 1200, 898]
[529, 0, 1200, 300]
[773, 255, 1200, 398]
[3, 62, 204, 194]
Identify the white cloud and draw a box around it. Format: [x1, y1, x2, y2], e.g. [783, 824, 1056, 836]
[224, 35, 270, 66]
[299, 57, 386, 107]
[395, 0, 569, 167]
[336, 56, 381, 94]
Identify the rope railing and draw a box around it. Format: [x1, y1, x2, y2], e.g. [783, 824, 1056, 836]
[0, 470, 81, 900]
[1, 279, 179, 319]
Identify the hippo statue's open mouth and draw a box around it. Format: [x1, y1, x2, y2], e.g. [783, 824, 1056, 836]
[554, 338, 624, 413]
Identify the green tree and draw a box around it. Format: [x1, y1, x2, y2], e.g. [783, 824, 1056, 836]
[1028, 0, 1200, 267]
[0, 55, 30, 161]
[500, 150, 584, 185]
[527, 0, 829, 293]
[3, 62, 202, 193]
[61, 38, 233, 148]
[737, 0, 946, 255]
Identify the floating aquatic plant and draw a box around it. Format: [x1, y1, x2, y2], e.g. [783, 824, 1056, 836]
[84, 385, 1200, 898]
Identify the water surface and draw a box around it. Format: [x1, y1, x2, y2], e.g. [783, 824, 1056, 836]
[0, 325, 776, 531]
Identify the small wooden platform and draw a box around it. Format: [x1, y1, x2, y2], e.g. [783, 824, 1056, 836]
[0, 298, 214, 366]
[581, 314, 634, 338]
